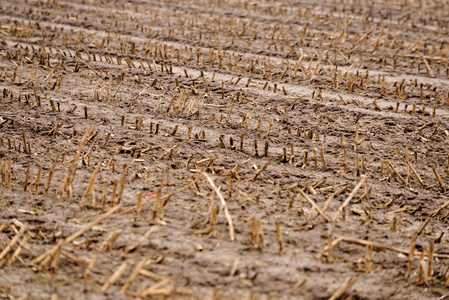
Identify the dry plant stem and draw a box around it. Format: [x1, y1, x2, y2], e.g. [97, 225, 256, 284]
[7, 159, 11, 188]
[136, 191, 142, 219]
[333, 177, 366, 221]
[75, 56, 103, 77]
[329, 276, 359, 300]
[21, 125, 29, 154]
[117, 176, 126, 204]
[50, 241, 62, 270]
[251, 217, 263, 248]
[387, 161, 407, 185]
[320, 146, 327, 169]
[414, 200, 449, 238]
[110, 180, 118, 207]
[406, 161, 425, 186]
[123, 177, 198, 214]
[152, 181, 164, 220]
[139, 269, 163, 282]
[44, 154, 59, 194]
[365, 245, 373, 273]
[247, 162, 269, 181]
[56, 250, 85, 266]
[421, 55, 434, 76]
[406, 199, 449, 276]
[428, 238, 435, 278]
[161, 177, 199, 204]
[34, 167, 42, 194]
[1, 163, 6, 186]
[57, 126, 95, 199]
[418, 252, 429, 284]
[322, 186, 346, 213]
[34, 205, 121, 265]
[293, 279, 307, 290]
[0, 223, 27, 261]
[101, 261, 129, 292]
[121, 256, 149, 293]
[139, 278, 173, 297]
[197, 204, 219, 235]
[392, 216, 398, 232]
[83, 252, 99, 280]
[316, 236, 449, 260]
[275, 221, 285, 254]
[158, 143, 181, 160]
[298, 189, 330, 222]
[0, 224, 9, 234]
[6, 235, 29, 267]
[406, 235, 418, 278]
[121, 226, 160, 257]
[102, 183, 108, 209]
[101, 231, 122, 251]
[431, 164, 446, 192]
[202, 173, 235, 241]
[81, 162, 102, 205]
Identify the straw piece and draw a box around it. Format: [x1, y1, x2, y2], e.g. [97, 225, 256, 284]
[139, 278, 173, 297]
[101, 261, 129, 292]
[333, 177, 366, 221]
[121, 257, 148, 293]
[203, 173, 235, 241]
[0, 223, 27, 261]
[34, 205, 121, 265]
[298, 189, 330, 222]
[329, 276, 358, 300]
[121, 226, 160, 257]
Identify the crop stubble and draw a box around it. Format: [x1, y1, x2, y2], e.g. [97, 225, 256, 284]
[0, 0, 449, 299]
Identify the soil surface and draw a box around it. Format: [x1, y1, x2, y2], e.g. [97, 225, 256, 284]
[1, 0, 449, 299]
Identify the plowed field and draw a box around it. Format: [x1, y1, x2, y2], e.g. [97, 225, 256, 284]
[1, 1, 449, 299]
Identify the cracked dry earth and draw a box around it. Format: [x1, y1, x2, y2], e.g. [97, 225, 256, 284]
[1, 0, 449, 299]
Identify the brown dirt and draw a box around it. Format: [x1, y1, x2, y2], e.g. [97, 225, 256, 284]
[1, 0, 449, 299]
